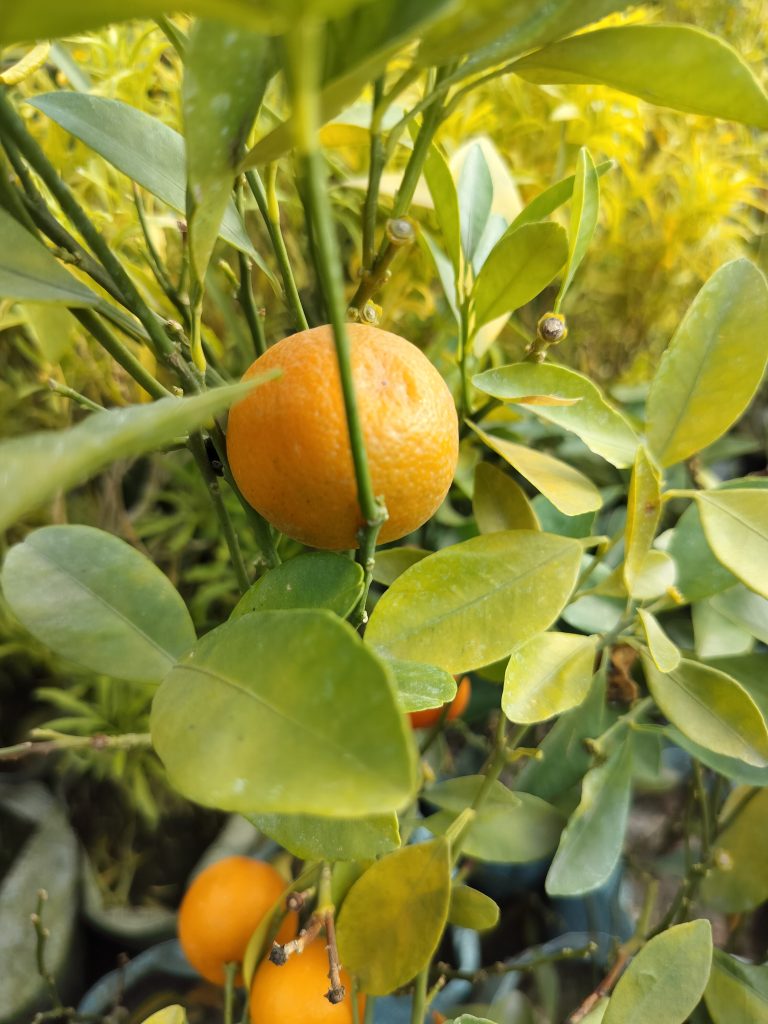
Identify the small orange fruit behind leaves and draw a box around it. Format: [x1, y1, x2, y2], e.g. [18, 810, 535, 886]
[178, 856, 297, 986]
[226, 324, 459, 551]
[409, 676, 472, 730]
[250, 940, 365, 1024]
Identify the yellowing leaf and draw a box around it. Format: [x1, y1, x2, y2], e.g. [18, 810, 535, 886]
[502, 632, 596, 723]
[637, 609, 680, 673]
[697, 489, 768, 599]
[624, 447, 663, 597]
[473, 462, 540, 533]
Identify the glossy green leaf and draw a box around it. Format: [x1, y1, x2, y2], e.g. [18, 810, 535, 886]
[0, 208, 97, 306]
[1, 525, 195, 683]
[151, 610, 417, 815]
[371, 547, 430, 586]
[471, 425, 602, 516]
[425, 777, 563, 863]
[637, 609, 680, 673]
[366, 530, 582, 674]
[502, 631, 596, 724]
[422, 142, 462, 272]
[513, 25, 768, 128]
[706, 654, 768, 721]
[388, 659, 457, 712]
[509, 160, 613, 231]
[555, 147, 599, 307]
[0, 382, 260, 533]
[623, 446, 663, 597]
[518, 667, 609, 800]
[29, 92, 264, 270]
[183, 21, 271, 283]
[693, 599, 754, 659]
[710, 585, 768, 644]
[645, 260, 768, 466]
[248, 811, 400, 861]
[666, 502, 737, 603]
[473, 462, 540, 533]
[231, 552, 364, 620]
[545, 735, 633, 896]
[643, 656, 768, 767]
[705, 948, 768, 1024]
[604, 920, 712, 1024]
[448, 886, 500, 932]
[665, 726, 768, 788]
[472, 363, 638, 468]
[471, 222, 568, 328]
[336, 838, 451, 995]
[458, 143, 493, 263]
[700, 787, 768, 913]
[697, 489, 768, 599]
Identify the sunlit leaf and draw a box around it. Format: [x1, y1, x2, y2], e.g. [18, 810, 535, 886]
[232, 552, 364, 620]
[645, 260, 768, 466]
[705, 948, 768, 1024]
[0, 208, 97, 306]
[545, 734, 633, 896]
[472, 363, 638, 468]
[366, 531, 581, 673]
[422, 142, 462, 272]
[637, 609, 680, 673]
[509, 159, 613, 231]
[151, 610, 417, 815]
[502, 631, 596, 724]
[388, 659, 457, 712]
[1, 525, 195, 683]
[336, 838, 451, 995]
[458, 142, 493, 263]
[603, 920, 712, 1024]
[471, 424, 602, 516]
[555, 146, 599, 307]
[697, 489, 768, 599]
[513, 25, 768, 128]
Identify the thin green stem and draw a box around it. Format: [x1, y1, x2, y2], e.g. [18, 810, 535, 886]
[0, 731, 152, 761]
[435, 942, 597, 983]
[155, 15, 187, 57]
[409, 965, 429, 1024]
[236, 180, 268, 357]
[188, 431, 250, 593]
[72, 309, 172, 400]
[457, 301, 472, 420]
[223, 962, 237, 1024]
[133, 183, 189, 326]
[287, 22, 386, 620]
[47, 379, 104, 413]
[362, 76, 386, 271]
[363, 996, 375, 1024]
[245, 167, 308, 331]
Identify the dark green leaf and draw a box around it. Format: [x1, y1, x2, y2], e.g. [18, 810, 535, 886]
[231, 552, 364, 620]
[0, 207, 97, 306]
[1, 526, 195, 683]
[151, 610, 417, 815]
[371, 547, 430, 586]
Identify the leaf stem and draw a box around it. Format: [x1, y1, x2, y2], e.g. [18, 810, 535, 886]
[236, 179, 268, 357]
[46, 378, 104, 413]
[223, 962, 237, 1024]
[0, 731, 152, 761]
[409, 964, 429, 1024]
[362, 76, 386, 271]
[72, 309, 171, 401]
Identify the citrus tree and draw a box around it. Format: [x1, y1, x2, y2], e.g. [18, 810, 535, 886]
[1, 2, 768, 1023]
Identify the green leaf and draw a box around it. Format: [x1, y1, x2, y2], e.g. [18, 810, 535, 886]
[645, 260, 768, 466]
[388, 659, 457, 712]
[642, 656, 768, 768]
[0, 382, 260, 533]
[512, 25, 768, 128]
[422, 142, 462, 273]
[336, 838, 451, 995]
[0, 208, 97, 306]
[665, 726, 768, 788]
[555, 147, 599, 308]
[29, 93, 264, 271]
[366, 531, 582, 674]
[371, 547, 430, 586]
[458, 143, 493, 263]
[1, 526, 195, 684]
[666, 502, 737, 604]
[151, 610, 417, 815]
[472, 363, 638, 468]
[425, 777, 563, 863]
[637, 609, 680, 673]
[509, 160, 613, 231]
[700, 787, 768, 913]
[448, 886, 500, 932]
[693, 599, 754, 659]
[231, 552, 364, 620]
[623, 446, 663, 598]
[709, 585, 768, 644]
[603, 920, 713, 1024]
[473, 462, 540, 533]
[502, 631, 596, 724]
[471, 425, 602, 516]
[517, 667, 609, 800]
[141, 1009, 188, 1024]
[697, 489, 768, 599]
[471, 222, 568, 328]
[545, 734, 633, 896]
[706, 653, 768, 721]
[248, 811, 400, 862]
[183, 21, 271, 283]
[705, 948, 768, 1024]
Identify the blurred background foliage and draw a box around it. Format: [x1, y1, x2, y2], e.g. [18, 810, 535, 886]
[1, 0, 768, 822]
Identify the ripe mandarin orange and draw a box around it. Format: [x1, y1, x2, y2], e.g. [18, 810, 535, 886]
[178, 856, 297, 986]
[409, 676, 472, 729]
[226, 324, 458, 550]
[250, 939, 364, 1024]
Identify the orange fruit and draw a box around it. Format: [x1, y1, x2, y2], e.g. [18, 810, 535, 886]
[178, 856, 297, 986]
[250, 939, 364, 1024]
[409, 676, 472, 730]
[226, 324, 458, 550]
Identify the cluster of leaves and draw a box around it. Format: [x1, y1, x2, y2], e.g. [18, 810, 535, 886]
[2, 1, 768, 1023]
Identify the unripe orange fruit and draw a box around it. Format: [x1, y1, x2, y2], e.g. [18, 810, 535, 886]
[226, 324, 458, 550]
[409, 676, 472, 729]
[178, 856, 297, 985]
[250, 940, 364, 1024]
